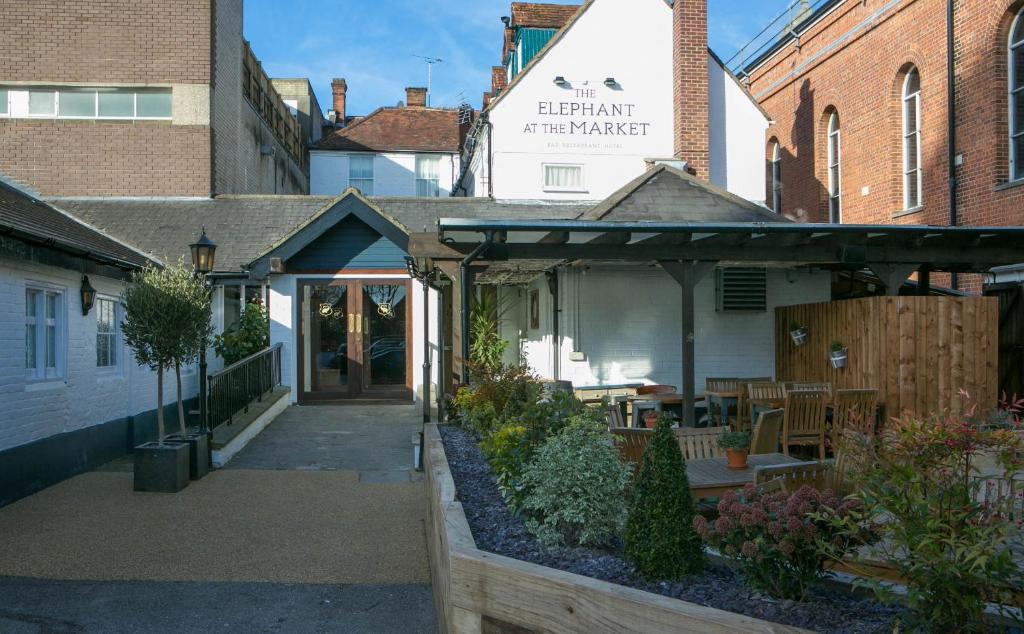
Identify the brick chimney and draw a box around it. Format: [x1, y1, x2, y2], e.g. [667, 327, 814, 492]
[406, 87, 428, 108]
[331, 78, 347, 124]
[673, 0, 709, 178]
[491, 66, 508, 95]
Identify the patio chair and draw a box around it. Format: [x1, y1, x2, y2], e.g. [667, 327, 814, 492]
[705, 378, 738, 426]
[611, 428, 652, 479]
[747, 382, 787, 427]
[674, 426, 726, 461]
[786, 382, 833, 397]
[781, 390, 829, 460]
[750, 408, 784, 455]
[754, 460, 831, 493]
[606, 403, 627, 429]
[832, 388, 879, 444]
[732, 378, 773, 432]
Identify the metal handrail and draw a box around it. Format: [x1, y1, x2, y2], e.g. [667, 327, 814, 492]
[207, 343, 283, 430]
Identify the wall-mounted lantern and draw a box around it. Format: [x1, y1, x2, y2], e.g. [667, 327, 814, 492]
[80, 275, 97, 316]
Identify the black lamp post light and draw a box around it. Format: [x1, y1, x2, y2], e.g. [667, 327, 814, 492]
[190, 228, 217, 437]
[80, 275, 97, 316]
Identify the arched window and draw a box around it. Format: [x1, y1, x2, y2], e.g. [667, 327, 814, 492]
[902, 67, 922, 210]
[770, 142, 782, 213]
[1011, 9, 1024, 181]
[827, 111, 842, 223]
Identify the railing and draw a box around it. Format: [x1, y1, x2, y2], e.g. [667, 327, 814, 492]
[726, 0, 843, 76]
[207, 344, 283, 430]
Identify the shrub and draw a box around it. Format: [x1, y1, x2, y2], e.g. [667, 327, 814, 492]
[451, 363, 541, 438]
[468, 292, 508, 374]
[519, 424, 630, 548]
[213, 299, 269, 365]
[625, 415, 705, 579]
[831, 404, 1024, 631]
[718, 430, 751, 451]
[694, 485, 863, 600]
[481, 423, 533, 510]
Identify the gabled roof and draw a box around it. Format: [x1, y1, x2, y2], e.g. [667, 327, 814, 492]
[0, 179, 155, 270]
[314, 107, 464, 153]
[581, 165, 785, 223]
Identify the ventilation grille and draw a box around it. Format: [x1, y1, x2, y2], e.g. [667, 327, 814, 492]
[716, 268, 767, 312]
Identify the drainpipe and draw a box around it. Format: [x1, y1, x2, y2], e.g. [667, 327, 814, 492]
[486, 115, 495, 199]
[947, 0, 959, 290]
[460, 231, 496, 383]
[547, 270, 560, 381]
[436, 269, 446, 422]
[422, 274, 431, 425]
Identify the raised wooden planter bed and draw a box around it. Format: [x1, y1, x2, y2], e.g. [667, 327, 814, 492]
[424, 424, 810, 634]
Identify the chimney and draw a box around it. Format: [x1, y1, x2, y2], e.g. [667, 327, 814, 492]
[331, 78, 347, 125]
[491, 66, 508, 95]
[405, 87, 428, 108]
[673, 0, 709, 178]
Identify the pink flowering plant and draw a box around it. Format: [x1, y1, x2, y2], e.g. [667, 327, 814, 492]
[693, 484, 863, 600]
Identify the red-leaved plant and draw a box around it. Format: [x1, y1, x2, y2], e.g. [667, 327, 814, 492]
[693, 484, 863, 600]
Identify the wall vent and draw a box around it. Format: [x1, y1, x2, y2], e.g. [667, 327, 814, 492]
[715, 267, 767, 312]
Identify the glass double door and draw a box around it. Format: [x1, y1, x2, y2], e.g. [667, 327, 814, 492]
[300, 280, 409, 401]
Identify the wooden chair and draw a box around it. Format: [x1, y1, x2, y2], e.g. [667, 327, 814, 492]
[832, 389, 879, 443]
[786, 382, 834, 396]
[705, 378, 738, 426]
[606, 403, 627, 429]
[750, 408, 784, 455]
[731, 378, 773, 432]
[754, 461, 831, 493]
[747, 382, 787, 426]
[611, 428, 652, 478]
[674, 426, 726, 461]
[781, 390, 829, 460]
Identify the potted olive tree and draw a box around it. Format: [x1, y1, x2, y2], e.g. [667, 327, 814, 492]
[830, 340, 848, 369]
[718, 431, 752, 469]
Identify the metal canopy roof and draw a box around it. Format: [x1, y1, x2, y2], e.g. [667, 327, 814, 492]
[415, 219, 1024, 273]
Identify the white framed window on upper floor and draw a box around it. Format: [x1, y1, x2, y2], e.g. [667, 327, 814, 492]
[416, 155, 442, 197]
[349, 155, 374, 195]
[25, 285, 65, 381]
[542, 163, 585, 193]
[7, 87, 172, 121]
[769, 142, 782, 213]
[902, 68, 923, 210]
[96, 297, 121, 371]
[1010, 9, 1024, 182]
[827, 112, 842, 223]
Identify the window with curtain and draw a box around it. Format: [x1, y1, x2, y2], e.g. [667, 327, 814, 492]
[349, 155, 374, 195]
[902, 67, 922, 210]
[96, 298, 119, 369]
[543, 164, 584, 192]
[770, 142, 782, 213]
[827, 112, 842, 223]
[1011, 9, 1024, 181]
[25, 287, 63, 380]
[416, 155, 441, 197]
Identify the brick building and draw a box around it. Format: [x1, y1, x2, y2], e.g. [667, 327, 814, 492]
[740, 0, 1024, 292]
[0, 0, 307, 197]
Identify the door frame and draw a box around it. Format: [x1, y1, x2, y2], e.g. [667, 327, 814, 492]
[296, 276, 414, 404]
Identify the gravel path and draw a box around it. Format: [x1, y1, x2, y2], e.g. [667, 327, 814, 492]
[441, 425, 903, 634]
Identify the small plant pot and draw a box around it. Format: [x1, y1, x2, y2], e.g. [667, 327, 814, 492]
[133, 441, 190, 493]
[830, 349, 848, 369]
[790, 328, 808, 346]
[725, 448, 749, 470]
[165, 432, 209, 480]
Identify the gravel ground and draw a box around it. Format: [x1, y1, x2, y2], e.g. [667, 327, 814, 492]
[441, 425, 904, 634]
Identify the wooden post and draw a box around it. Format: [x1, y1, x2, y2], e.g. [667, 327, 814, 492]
[869, 263, 918, 296]
[660, 261, 715, 427]
[917, 265, 931, 296]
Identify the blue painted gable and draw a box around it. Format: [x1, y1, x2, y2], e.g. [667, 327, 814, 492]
[287, 214, 408, 270]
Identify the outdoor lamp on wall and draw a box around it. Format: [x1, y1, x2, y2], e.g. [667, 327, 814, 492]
[553, 76, 567, 86]
[80, 275, 96, 316]
[190, 228, 217, 275]
[604, 77, 618, 87]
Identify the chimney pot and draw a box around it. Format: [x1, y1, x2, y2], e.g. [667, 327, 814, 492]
[405, 87, 428, 108]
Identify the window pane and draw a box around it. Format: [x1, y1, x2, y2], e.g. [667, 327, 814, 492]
[349, 156, 374, 179]
[1014, 45, 1024, 91]
[59, 90, 96, 117]
[0, 89, 7, 115]
[25, 325, 36, 370]
[905, 69, 920, 96]
[1013, 14, 1024, 47]
[97, 335, 108, 367]
[906, 171, 920, 208]
[136, 91, 171, 118]
[46, 325, 56, 368]
[350, 179, 374, 195]
[906, 136, 919, 172]
[1014, 94, 1024, 135]
[224, 285, 242, 330]
[29, 91, 55, 116]
[46, 293, 57, 319]
[544, 165, 583, 189]
[98, 91, 134, 118]
[905, 97, 918, 134]
[1015, 137, 1024, 181]
[416, 156, 440, 179]
[26, 290, 37, 317]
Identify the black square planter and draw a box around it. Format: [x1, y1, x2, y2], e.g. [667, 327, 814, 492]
[133, 442, 190, 493]
[165, 432, 210, 480]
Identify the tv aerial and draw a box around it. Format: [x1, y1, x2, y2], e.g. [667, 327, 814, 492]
[413, 55, 444, 106]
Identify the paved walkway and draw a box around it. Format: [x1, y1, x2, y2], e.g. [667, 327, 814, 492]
[0, 404, 435, 633]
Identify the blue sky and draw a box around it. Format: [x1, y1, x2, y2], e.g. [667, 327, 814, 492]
[243, 0, 792, 116]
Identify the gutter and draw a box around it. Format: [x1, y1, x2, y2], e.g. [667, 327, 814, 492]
[0, 225, 150, 271]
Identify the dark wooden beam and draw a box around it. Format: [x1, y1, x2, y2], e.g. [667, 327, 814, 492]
[660, 261, 716, 428]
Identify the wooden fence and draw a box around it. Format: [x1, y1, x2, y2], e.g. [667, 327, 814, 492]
[775, 296, 999, 420]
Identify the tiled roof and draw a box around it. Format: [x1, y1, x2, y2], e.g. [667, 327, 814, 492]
[510, 2, 580, 28]
[0, 180, 154, 270]
[314, 107, 464, 153]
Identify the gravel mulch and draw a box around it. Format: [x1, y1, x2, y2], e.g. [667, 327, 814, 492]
[439, 425, 903, 634]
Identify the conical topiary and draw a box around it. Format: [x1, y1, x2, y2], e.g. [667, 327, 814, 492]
[625, 414, 706, 579]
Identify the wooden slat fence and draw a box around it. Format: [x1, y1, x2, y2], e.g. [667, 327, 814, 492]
[775, 297, 998, 421]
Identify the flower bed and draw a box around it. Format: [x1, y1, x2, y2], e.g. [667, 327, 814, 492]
[440, 425, 900, 633]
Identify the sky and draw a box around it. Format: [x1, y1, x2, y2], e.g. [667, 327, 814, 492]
[243, 0, 794, 117]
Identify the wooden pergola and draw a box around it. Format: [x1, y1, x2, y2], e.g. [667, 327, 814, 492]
[411, 219, 1024, 425]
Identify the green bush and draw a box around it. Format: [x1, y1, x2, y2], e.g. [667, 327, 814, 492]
[625, 415, 705, 579]
[481, 423, 533, 510]
[520, 425, 630, 548]
[213, 300, 270, 365]
[451, 363, 541, 438]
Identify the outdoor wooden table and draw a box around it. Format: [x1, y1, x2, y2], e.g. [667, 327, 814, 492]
[687, 453, 799, 500]
[704, 390, 740, 426]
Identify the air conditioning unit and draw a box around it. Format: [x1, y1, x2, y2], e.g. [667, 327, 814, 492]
[715, 267, 767, 312]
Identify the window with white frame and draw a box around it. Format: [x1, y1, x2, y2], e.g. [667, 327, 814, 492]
[96, 298, 120, 369]
[827, 112, 842, 223]
[770, 142, 782, 213]
[542, 164, 585, 192]
[902, 68, 922, 210]
[349, 155, 374, 195]
[416, 155, 442, 197]
[25, 287, 64, 380]
[7, 87, 171, 120]
[1010, 9, 1024, 182]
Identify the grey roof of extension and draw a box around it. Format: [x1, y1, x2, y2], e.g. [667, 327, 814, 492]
[0, 179, 156, 270]
[55, 194, 591, 275]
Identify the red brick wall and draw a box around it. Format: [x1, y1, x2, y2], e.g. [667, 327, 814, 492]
[747, 0, 1024, 234]
[673, 0, 710, 178]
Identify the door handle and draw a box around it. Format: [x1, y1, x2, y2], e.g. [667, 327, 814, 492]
[356, 314, 362, 334]
[347, 313, 354, 333]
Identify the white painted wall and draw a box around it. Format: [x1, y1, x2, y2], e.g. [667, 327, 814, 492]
[708, 57, 770, 204]
[0, 259, 198, 453]
[310, 150, 460, 198]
